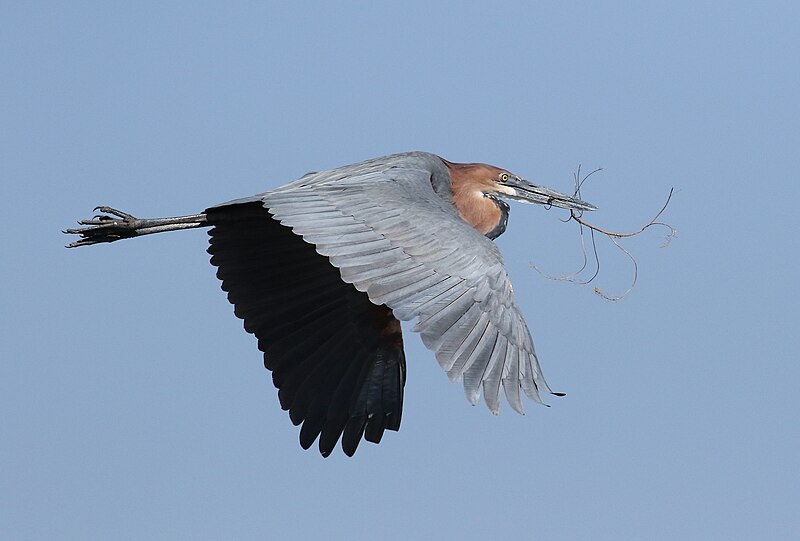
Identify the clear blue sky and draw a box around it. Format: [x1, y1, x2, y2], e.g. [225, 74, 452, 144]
[2, 2, 798, 539]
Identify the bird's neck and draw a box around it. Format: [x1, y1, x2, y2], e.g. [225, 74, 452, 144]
[444, 160, 508, 239]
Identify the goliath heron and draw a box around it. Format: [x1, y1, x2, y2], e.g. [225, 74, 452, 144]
[66, 151, 595, 456]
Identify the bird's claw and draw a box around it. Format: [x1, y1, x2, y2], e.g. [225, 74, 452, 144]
[75, 215, 116, 226]
[93, 206, 135, 220]
[64, 206, 141, 247]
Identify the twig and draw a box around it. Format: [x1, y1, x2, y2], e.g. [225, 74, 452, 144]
[531, 167, 676, 301]
[569, 188, 676, 242]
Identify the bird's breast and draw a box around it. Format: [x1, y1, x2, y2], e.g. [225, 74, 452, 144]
[453, 190, 508, 239]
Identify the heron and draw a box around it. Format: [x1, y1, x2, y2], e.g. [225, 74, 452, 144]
[66, 151, 596, 457]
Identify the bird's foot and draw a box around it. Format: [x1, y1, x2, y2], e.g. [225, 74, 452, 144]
[64, 206, 142, 247]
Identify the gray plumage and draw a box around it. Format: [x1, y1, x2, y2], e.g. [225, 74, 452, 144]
[213, 152, 554, 413]
[66, 150, 596, 456]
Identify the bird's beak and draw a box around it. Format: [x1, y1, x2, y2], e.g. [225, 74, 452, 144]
[501, 176, 597, 211]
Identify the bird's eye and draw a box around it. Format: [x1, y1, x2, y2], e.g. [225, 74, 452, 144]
[500, 173, 509, 182]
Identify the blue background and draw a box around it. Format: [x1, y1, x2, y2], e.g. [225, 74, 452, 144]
[2, 2, 798, 539]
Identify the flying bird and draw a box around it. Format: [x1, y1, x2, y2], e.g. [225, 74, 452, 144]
[66, 151, 595, 456]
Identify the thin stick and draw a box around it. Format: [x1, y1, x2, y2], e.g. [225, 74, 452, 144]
[531, 167, 676, 301]
[569, 188, 676, 242]
[593, 235, 638, 301]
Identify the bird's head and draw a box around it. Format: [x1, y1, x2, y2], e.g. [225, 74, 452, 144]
[442, 159, 596, 212]
[440, 158, 596, 239]
[495, 171, 596, 211]
[453, 163, 597, 212]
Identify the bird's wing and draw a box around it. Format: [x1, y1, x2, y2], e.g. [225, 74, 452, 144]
[261, 152, 558, 414]
[207, 202, 406, 457]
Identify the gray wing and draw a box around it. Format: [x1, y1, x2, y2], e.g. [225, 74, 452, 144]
[243, 152, 557, 414]
[206, 202, 407, 457]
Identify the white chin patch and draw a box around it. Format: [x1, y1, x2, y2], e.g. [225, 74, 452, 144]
[494, 184, 517, 197]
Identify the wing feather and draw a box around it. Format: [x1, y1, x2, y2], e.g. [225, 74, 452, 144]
[206, 202, 406, 456]
[215, 151, 558, 417]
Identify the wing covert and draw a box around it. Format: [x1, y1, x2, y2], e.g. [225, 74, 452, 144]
[258, 152, 558, 413]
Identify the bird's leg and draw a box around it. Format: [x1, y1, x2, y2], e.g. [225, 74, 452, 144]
[65, 206, 209, 248]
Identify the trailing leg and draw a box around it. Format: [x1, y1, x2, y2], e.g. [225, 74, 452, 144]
[65, 206, 208, 247]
